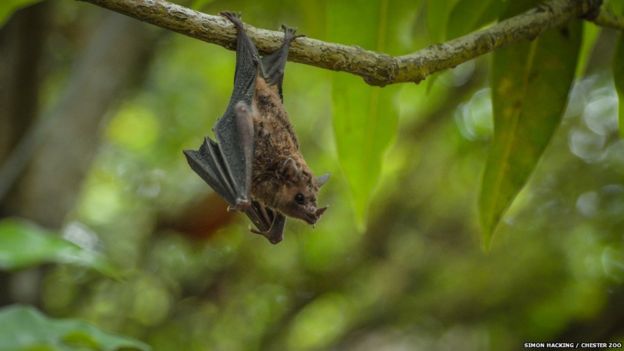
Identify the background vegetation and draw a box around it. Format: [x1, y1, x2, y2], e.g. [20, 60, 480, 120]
[1, 0, 624, 350]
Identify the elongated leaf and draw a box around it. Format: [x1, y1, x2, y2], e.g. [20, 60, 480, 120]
[0, 305, 150, 351]
[427, 0, 457, 43]
[575, 23, 601, 77]
[424, 0, 456, 92]
[605, 0, 624, 16]
[0, 0, 42, 26]
[615, 34, 624, 137]
[479, 1, 581, 248]
[328, 0, 406, 226]
[428, 0, 502, 90]
[446, 0, 500, 40]
[0, 219, 117, 276]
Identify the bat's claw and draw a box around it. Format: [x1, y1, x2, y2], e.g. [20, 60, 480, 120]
[221, 11, 244, 29]
[280, 25, 304, 43]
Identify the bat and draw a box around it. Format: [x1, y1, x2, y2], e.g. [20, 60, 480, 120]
[184, 12, 329, 244]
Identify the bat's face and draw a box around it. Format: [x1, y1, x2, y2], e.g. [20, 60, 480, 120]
[276, 173, 329, 224]
[275, 176, 328, 225]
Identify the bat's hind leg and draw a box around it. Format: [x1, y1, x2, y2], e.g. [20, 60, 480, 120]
[246, 204, 286, 244]
[221, 11, 244, 31]
[261, 25, 302, 98]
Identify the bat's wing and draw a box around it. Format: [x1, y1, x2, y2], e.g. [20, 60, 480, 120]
[261, 25, 300, 100]
[184, 137, 238, 206]
[184, 101, 255, 210]
[184, 12, 259, 210]
[244, 201, 286, 244]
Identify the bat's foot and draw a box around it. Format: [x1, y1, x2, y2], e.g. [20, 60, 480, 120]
[250, 227, 283, 244]
[221, 11, 244, 29]
[280, 25, 304, 43]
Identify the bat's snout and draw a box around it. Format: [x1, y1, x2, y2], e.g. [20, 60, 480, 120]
[301, 206, 328, 225]
[315, 206, 327, 218]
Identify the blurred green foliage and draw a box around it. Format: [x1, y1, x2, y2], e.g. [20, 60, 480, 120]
[0, 219, 116, 276]
[445, 0, 501, 40]
[576, 22, 601, 77]
[614, 34, 624, 136]
[2, 0, 624, 350]
[605, 0, 624, 17]
[0, 305, 149, 351]
[0, 0, 42, 25]
[426, 0, 456, 43]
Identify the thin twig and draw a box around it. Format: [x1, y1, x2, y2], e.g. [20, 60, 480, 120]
[79, 0, 621, 86]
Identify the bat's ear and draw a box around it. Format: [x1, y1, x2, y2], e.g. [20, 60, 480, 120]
[316, 173, 330, 188]
[280, 158, 301, 180]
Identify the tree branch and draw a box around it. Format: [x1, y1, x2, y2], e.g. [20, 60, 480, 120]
[592, 7, 624, 30]
[81, 0, 621, 86]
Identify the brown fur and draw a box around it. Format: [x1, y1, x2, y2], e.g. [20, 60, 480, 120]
[250, 76, 318, 213]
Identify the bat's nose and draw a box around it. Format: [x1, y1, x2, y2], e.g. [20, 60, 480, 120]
[303, 206, 328, 225]
[315, 206, 328, 217]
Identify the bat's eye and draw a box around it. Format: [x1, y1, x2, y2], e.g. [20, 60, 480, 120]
[294, 193, 305, 205]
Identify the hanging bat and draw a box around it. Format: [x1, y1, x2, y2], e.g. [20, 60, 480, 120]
[184, 12, 329, 244]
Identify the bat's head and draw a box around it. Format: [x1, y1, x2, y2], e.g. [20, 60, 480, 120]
[275, 159, 329, 225]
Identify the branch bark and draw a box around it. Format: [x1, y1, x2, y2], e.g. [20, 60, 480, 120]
[81, 0, 621, 86]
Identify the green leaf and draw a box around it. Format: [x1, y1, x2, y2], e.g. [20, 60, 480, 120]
[446, 0, 501, 40]
[427, 0, 457, 43]
[0, 305, 150, 351]
[0, 219, 117, 276]
[602, 247, 624, 283]
[428, 0, 502, 90]
[327, 0, 405, 227]
[575, 22, 600, 77]
[605, 0, 624, 16]
[190, 0, 215, 10]
[614, 34, 624, 137]
[479, 1, 581, 248]
[0, 0, 42, 26]
[424, 0, 456, 90]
